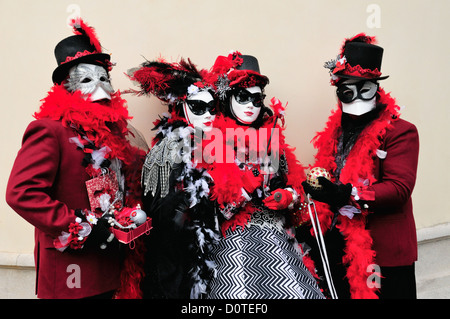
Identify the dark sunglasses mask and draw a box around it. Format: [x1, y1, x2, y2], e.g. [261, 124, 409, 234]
[233, 89, 265, 107]
[336, 81, 379, 103]
[186, 99, 217, 116]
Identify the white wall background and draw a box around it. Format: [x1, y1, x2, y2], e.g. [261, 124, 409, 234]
[1, 0, 449, 253]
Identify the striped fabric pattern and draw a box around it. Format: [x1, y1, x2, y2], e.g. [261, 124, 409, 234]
[207, 218, 325, 299]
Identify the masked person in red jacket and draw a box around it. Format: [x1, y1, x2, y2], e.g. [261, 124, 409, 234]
[6, 18, 146, 299]
[299, 34, 419, 299]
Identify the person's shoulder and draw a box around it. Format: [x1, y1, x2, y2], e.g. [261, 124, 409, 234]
[26, 118, 66, 133]
[22, 118, 70, 143]
[28, 117, 61, 127]
[385, 116, 419, 144]
[390, 117, 418, 134]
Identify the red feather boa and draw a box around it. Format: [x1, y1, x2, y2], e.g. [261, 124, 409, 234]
[34, 85, 146, 298]
[34, 85, 134, 165]
[208, 99, 307, 235]
[309, 88, 400, 298]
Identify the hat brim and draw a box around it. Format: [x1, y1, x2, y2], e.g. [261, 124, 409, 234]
[52, 53, 111, 84]
[228, 69, 270, 88]
[335, 73, 389, 82]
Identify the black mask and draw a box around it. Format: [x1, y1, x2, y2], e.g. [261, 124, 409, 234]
[336, 80, 379, 103]
[233, 89, 265, 107]
[185, 99, 217, 116]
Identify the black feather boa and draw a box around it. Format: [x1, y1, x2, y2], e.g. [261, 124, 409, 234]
[141, 113, 219, 299]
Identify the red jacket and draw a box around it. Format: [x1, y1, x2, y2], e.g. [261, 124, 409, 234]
[367, 118, 419, 267]
[6, 118, 122, 298]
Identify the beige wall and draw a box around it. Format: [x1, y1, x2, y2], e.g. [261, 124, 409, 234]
[1, 0, 449, 254]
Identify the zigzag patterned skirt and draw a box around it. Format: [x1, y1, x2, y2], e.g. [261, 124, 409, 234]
[207, 211, 325, 299]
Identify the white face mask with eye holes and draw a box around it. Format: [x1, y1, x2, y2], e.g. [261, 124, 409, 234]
[338, 79, 378, 116]
[230, 86, 263, 124]
[183, 90, 216, 132]
[65, 63, 114, 102]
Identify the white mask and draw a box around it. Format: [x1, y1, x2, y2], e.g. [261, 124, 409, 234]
[341, 97, 377, 116]
[338, 79, 378, 116]
[183, 90, 216, 132]
[65, 63, 114, 102]
[230, 86, 263, 124]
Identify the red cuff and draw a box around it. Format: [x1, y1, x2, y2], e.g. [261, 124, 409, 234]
[358, 187, 375, 201]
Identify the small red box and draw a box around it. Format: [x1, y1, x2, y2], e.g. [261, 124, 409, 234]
[111, 218, 152, 245]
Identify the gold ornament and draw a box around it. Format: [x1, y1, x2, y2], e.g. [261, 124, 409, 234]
[306, 167, 331, 190]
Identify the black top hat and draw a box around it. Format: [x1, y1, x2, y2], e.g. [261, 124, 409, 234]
[52, 35, 110, 84]
[236, 55, 261, 73]
[229, 54, 269, 88]
[335, 42, 389, 81]
[52, 19, 111, 84]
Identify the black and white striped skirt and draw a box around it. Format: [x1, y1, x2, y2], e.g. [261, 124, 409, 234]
[207, 212, 325, 299]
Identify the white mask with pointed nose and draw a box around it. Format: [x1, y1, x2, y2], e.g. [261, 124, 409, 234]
[65, 63, 114, 101]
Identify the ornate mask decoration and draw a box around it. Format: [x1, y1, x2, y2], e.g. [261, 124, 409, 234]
[65, 63, 114, 101]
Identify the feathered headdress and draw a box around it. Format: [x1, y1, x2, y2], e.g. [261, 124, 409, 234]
[127, 57, 213, 106]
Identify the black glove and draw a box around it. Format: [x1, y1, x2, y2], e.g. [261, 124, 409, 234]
[302, 177, 352, 208]
[76, 210, 116, 249]
[88, 216, 116, 249]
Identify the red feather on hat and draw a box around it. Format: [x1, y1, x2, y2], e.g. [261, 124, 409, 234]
[70, 17, 102, 53]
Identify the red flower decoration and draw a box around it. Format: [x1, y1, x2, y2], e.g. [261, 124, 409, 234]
[68, 222, 83, 235]
[333, 59, 346, 74]
[69, 236, 86, 250]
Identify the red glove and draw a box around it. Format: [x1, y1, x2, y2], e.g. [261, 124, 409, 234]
[241, 169, 264, 194]
[263, 188, 293, 210]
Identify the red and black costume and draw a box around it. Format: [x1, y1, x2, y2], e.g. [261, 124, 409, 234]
[299, 34, 419, 299]
[204, 52, 324, 299]
[6, 19, 146, 299]
[127, 58, 220, 299]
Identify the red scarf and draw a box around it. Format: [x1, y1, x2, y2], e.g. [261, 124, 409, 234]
[208, 99, 307, 234]
[206, 103, 318, 280]
[34, 85, 146, 298]
[310, 88, 400, 298]
[35, 85, 136, 165]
